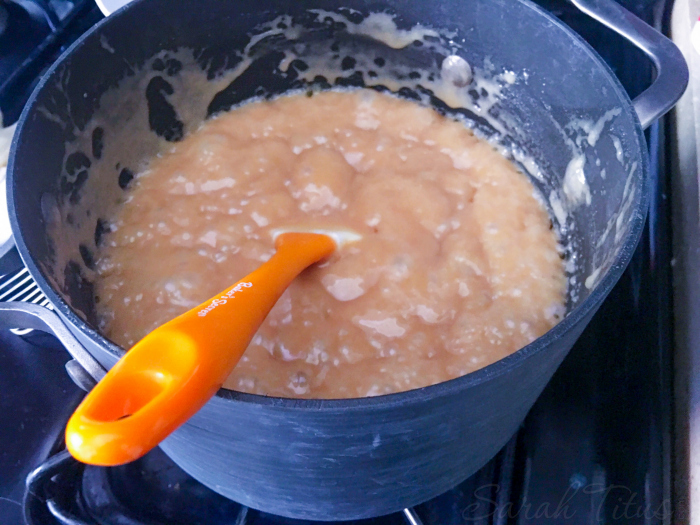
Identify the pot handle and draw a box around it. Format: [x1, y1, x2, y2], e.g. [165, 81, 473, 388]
[0, 302, 106, 383]
[570, 0, 688, 129]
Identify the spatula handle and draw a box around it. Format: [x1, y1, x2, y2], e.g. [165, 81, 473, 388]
[65, 232, 336, 466]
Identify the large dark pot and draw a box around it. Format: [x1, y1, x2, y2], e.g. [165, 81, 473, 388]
[3, 0, 687, 520]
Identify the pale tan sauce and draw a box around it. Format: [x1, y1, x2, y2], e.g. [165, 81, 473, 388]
[95, 90, 566, 399]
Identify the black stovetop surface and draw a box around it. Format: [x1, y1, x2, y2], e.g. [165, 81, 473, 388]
[0, 0, 675, 524]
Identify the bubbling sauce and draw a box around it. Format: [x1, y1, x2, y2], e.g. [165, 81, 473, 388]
[95, 89, 566, 399]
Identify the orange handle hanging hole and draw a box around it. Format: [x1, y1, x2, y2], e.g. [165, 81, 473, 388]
[66, 232, 337, 466]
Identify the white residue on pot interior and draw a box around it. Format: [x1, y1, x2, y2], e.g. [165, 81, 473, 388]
[548, 191, 567, 228]
[548, 106, 623, 229]
[586, 161, 638, 292]
[244, 14, 301, 55]
[550, 103, 626, 293]
[587, 108, 621, 146]
[594, 162, 637, 251]
[45, 47, 254, 297]
[584, 267, 601, 290]
[596, 213, 616, 251]
[562, 154, 591, 206]
[615, 162, 637, 244]
[611, 135, 624, 163]
[308, 10, 439, 49]
[247, 10, 550, 198]
[278, 50, 297, 72]
[512, 147, 544, 182]
[568, 108, 621, 148]
[274, 10, 523, 138]
[502, 70, 517, 84]
[546, 101, 630, 295]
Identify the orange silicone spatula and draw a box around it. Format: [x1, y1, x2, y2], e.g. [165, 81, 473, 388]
[65, 229, 359, 466]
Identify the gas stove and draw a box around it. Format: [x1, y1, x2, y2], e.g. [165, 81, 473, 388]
[0, 0, 677, 524]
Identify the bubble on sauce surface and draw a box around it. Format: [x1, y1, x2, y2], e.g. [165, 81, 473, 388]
[94, 89, 566, 399]
[441, 55, 473, 88]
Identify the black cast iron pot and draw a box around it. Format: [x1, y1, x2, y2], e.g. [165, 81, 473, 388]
[2, 0, 688, 520]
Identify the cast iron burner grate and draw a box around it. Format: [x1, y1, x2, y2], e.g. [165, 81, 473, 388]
[24, 435, 521, 525]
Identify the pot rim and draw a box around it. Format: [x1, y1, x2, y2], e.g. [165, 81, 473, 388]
[7, 0, 650, 412]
